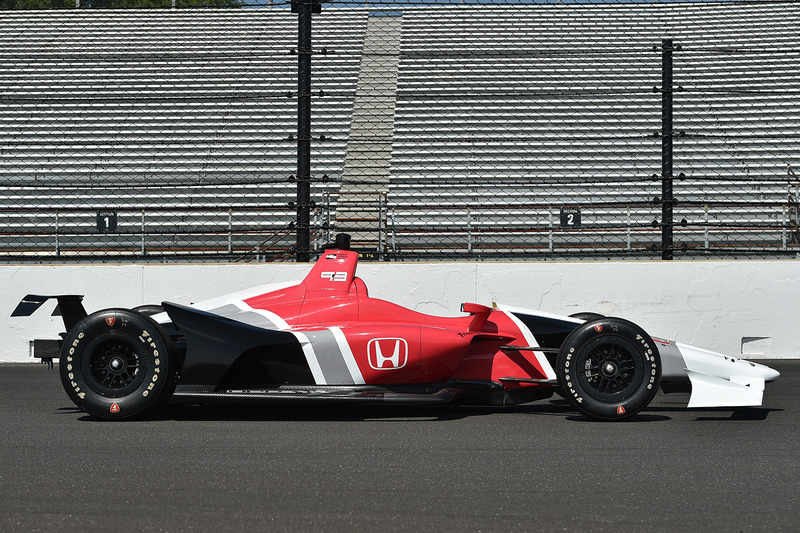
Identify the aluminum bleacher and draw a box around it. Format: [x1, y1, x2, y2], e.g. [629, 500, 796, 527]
[0, 10, 364, 260]
[0, 4, 798, 261]
[384, 3, 800, 258]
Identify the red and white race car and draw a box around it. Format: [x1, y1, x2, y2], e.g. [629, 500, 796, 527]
[13, 234, 779, 420]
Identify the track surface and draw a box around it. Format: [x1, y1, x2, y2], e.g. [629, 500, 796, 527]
[1, 361, 798, 532]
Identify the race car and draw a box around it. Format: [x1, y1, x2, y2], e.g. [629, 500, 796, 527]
[12, 234, 779, 421]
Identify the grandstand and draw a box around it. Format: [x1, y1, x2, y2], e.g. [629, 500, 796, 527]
[0, 3, 798, 261]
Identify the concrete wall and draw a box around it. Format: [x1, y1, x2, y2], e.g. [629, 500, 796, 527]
[3, 260, 798, 362]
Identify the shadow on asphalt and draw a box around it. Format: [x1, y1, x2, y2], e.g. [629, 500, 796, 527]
[75, 402, 550, 423]
[62, 395, 781, 424]
[65, 398, 676, 423]
[693, 407, 782, 421]
[564, 413, 672, 423]
[641, 405, 781, 422]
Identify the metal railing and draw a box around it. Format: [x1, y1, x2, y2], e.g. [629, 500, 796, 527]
[1, 1, 799, 262]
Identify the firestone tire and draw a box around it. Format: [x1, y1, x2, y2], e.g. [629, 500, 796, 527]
[556, 317, 661, 421]
[59, 308, 175, 420]
[132, 304, 165, 318]
[569, 312, 606, 322]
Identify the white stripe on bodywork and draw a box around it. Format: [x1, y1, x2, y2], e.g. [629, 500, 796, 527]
[192, 280, 300, 312]
[151, 280, 301, 325]
[330, 327, 365, 385]
[293, 331, 328, 385]
[495, 304, 557, 380]
[301, 329, 355, 384]
[228, 300, 291, 330]
[288, 328, 364, 386]
[225, 300, 343, 386]
[152, 280, 369, 386]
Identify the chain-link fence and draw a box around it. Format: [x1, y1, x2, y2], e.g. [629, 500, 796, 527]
[1, 1, 798, 262]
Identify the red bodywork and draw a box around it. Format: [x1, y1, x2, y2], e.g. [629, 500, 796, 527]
[242, 249, 552, 388]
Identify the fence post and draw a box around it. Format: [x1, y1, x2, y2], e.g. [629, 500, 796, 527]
[626, 207, 631, 251]
[55, 211, 60, 256]
[378, 193, 385, 259]
[390, 209, 396, 255]
[467, 209, 472, 253]
[295, 0, 313, 262]
[141, 210, 146, 256]
[660, 38, 676, 260]
[325, 192, 331, 245]
[228, 208, 233, 254]
[781, 207, 787, 250]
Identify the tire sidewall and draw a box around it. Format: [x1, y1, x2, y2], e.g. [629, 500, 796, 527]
[557, 317, 661, 420]
[59, 309, 172, 419]
[568, 312, 606, 322]
[132, 304, 165, 318]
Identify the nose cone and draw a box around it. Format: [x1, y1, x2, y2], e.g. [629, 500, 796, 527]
[676, 342, 781, 382]
[750, 361, 780, 382]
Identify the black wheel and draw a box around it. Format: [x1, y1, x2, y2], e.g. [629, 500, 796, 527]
[569, 312, 606, 322]
[59, 308, 176, 420]
[132, 304, 164, 317]
[556, 317, 660, 420]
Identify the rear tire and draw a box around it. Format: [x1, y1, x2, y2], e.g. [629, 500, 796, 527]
[59, 308, 176, 420]
[132, 304, 164, 317]
[556, 317, 660, 420]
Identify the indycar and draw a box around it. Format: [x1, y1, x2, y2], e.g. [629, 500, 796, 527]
[12, 234, 779, 421]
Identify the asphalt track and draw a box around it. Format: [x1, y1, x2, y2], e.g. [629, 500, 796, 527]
[1, 361, 799, 533]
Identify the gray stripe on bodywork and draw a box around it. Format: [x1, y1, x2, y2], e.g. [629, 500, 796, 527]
[654, 337, 688, 381]
[207, 304, 354, 384]
[208, 304, 279, 330]
[302, 329, 354, 384]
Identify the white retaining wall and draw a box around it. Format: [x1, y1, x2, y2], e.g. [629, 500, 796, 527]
[2, 261, 798, 362]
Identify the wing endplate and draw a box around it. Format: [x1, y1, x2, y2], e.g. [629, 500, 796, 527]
[686, 370, 766, 408]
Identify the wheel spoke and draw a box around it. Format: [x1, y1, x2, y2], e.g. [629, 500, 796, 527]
[579, 341, 642, 397]
[88, 339, 142, 393]
[607, 344, 619, 360]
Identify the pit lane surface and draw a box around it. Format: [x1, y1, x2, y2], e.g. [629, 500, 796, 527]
[1, 361, 798, 532]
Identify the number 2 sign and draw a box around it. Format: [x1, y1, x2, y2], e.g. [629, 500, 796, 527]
[560, 208, 581, 228]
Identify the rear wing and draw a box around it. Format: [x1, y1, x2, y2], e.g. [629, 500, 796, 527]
[11, 294, 87, 332]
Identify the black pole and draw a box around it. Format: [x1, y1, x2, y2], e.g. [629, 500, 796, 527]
[296, 0, 312, 262]
[661, 38, 674, 260]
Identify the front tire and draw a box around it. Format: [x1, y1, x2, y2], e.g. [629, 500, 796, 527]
[569, 312, 605, 321]
[556, 317, 661, 420]
[59, 309, 176, 419]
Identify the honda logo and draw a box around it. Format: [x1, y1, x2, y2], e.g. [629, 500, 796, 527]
[367, 338, 408, 370]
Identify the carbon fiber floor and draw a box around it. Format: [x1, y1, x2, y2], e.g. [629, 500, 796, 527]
[1, 361, 798, 532]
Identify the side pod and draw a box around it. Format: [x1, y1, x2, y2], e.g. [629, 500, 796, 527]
[162, 302, 313, 392]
